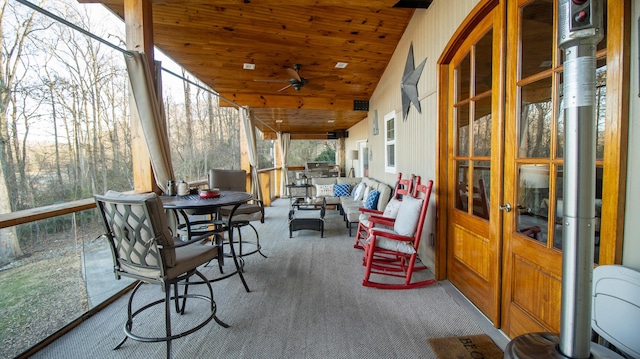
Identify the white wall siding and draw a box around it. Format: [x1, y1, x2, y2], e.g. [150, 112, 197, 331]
[345, 0, 640, 277]
[346, 119, 369, 177]
[347, 0, 481, 270]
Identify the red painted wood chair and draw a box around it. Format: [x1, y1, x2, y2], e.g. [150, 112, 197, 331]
[353, 173, 418, 250]
[361, 180, 435, 289]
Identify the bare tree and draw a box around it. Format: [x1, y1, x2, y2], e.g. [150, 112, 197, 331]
[0, 0, 52, 264]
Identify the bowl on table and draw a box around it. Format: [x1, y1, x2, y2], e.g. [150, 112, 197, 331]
[198, 188, 220, 199]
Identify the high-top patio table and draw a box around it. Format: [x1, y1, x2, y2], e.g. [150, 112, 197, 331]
[161, 191, 253, 292]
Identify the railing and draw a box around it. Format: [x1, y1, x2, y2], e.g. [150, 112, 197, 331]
[187, 167, 280, 206]
[0, 199, 95, 230]
[0, 166, 305, 358]
[0, 199, 134, 359]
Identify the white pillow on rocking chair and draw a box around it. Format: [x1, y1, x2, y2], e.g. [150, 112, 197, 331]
[382, 198, 402, 218]
[393, 195, 423, 237]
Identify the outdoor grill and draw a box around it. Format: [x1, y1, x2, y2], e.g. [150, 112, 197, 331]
[305, 162, 330, 178]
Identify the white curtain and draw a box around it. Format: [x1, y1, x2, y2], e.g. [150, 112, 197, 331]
[124, 51, 174, 192]
[277, 132, 290, 196]
[241, 107, 263, 200]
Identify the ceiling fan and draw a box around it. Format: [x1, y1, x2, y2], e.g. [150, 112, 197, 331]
[254, 64, 338, 92]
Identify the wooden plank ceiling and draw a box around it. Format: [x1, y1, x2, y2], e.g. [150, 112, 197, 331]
[84, 0, 417, 138]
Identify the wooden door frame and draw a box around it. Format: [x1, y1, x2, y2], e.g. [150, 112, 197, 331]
[599, 0, 630, 265]
[435, 0, 501, 281]
[435, 0, 629, 278]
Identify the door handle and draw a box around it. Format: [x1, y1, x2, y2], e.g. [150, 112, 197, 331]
[499, 203, 512, 212]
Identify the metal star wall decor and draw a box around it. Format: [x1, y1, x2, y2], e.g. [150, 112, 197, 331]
[401, 43, 427, 121]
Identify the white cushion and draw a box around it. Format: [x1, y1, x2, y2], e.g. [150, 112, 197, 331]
[367, 228, 416, 254]
[315, 184, 334, 197]
[393, 195, 423, 237]
[382, 198, 402, 218]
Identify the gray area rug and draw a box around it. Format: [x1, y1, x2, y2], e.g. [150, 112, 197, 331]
[33, 199, 485, 358]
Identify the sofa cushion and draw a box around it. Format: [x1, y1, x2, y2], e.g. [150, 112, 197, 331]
[341, 178, 392, 215]
[312, 177, 337, 186]
[346, 208, 363, 222]
[393, 195, 423, 237]
[334, 183, 351, 197]
[364, 190, 380, 210]
[336, 177, 363, 186]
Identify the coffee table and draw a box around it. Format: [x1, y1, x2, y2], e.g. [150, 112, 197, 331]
[289, 197, 326, 237]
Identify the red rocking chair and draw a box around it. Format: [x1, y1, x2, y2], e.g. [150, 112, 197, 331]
[353, 174, 418, 249]
[361, 180, 435, 289]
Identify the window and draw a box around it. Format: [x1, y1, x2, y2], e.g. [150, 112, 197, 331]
[384, 111, 396, 173]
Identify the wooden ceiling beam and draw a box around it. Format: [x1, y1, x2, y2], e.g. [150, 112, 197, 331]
[150, 0, 401, 6]
[218, 93, 358, 110]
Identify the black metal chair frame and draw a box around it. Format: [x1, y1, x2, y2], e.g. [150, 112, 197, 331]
[208, 169, 267, 260]
[95, 192, 228, 359]
[170, 205, 251, 290]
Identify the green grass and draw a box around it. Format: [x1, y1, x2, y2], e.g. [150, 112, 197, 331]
[0, 253, 88, 358]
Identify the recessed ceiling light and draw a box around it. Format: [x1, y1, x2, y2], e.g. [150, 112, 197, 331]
[243, 63, 256, 70]
[327, 120, 335, 123]
[276, 119, 283, 123]
[335, 62, 348, 69]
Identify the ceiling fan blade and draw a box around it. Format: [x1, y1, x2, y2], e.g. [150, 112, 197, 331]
[278, 84, 293, 92]
[254, 79, 289, 83]
[287, 67, 302, 82]
[305, 82, 325, 91]
[305, 75, 340, 81]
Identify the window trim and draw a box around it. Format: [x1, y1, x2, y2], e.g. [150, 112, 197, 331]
[384, 110, 397, 173]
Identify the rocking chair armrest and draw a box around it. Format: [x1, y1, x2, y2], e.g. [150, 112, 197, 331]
[359, 208, 383, 215]
[369, 228, 412, 242]
[368, 215, 396, 227]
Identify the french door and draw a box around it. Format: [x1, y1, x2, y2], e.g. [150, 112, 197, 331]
[446, 3, 505, 326]
[500, 0, 610, 337]
[440, 0, 626, 337]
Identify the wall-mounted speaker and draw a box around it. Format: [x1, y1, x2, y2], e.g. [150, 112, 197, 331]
[353, 100, 369, 111]
[327, 130, 349, 139]
[393, 0, 433, 8]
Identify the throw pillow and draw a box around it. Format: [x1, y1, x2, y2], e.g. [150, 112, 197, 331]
[333, 183, 351, 197]
[364, 190, 380, 210]
[393, 195, 423, 237]
[382, 197, 402, 218]
[352, 182, 365, 201]
[315, 184, 334, 197]
[361, 186, 372, 205]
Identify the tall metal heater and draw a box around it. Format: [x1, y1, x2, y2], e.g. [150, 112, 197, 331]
[504, 1, 621, 358]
